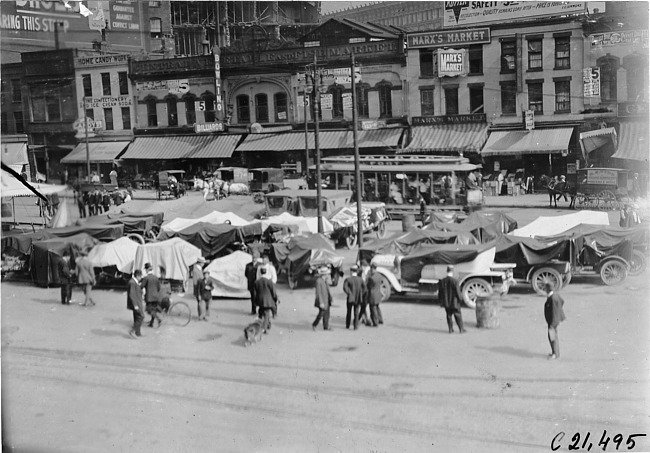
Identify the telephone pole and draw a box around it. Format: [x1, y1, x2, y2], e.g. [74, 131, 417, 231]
[351, 53, 363, 247]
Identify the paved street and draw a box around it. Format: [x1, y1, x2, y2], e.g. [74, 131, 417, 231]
[2, 192, 649, 453]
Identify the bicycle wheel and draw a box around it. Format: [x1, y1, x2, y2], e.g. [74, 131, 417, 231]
[167, 302, 191, 327]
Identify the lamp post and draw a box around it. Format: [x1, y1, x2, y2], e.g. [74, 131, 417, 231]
[303, 73, 312, 176]
[83, 96, 91, 181]
[350, 53, 363, 247]
[312, 55, 325, 234]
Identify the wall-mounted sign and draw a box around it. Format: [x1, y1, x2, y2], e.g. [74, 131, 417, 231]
[73, 117, 104, 139]
[136, 79, 190, 94]
[84, 96, 133, 108]
[361, 120, 387, 130]
[109, 0, 140, 32]
[76, 54, 129, 67]
[214, 48, 223, 119]
[320, 93, 333, 110]
[583, 67, 601, 97]
[438, 48, 467, 77]
[321, 67, 361, 84]
[586, 169, 617, 186]
[342, 92, 352, 109]
[131, 55, 213, 77]
[618, 102, 648, 117]
[591, 30, 649, 49]
[412, 114, 486, 125]
[443, 2, 585, 28]
[566, 163, 577, 175]
[407, 28, 490, 48]
[195, 101, 205, 111]
[525, 110, 535, 130]
[194, 122, 223, 133]
[297, 96, 310, 108]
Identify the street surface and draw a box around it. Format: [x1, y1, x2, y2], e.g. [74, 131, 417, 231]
[2, 191, 649, 453]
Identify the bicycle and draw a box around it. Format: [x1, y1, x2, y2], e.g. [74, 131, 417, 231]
[156, 300, 192, 327]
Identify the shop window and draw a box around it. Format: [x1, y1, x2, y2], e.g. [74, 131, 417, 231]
[500, 81, 516, 115]
[501, 40, 516, 73]
[597, 55, 618, 103]
[419, 50, 434, 76]
[420, 89, 434, 115]
[104, 108, 114, 130]
[185, 98, 196, 124]
[121, 107, 131, 130]
[554, 80, 571, 112]
[1, 113, 7, 132]
[554, 36, 570, 69]
[11, 79, 21, 103]
[101, 72, 111, 96]
[378, 84, 392, 118]
[146, 98, 157, 126]
[236, 95, 250, 123]
[150, 17, 162, 38]
[13, 111, 24, 133]
[528, 39, 542, 70]
[527, 81, 543, 113]
[255, 93, 269, 122]
[444, 87, 458, 115]
[82, 74, 92, 97]
[469, 86, 484, 114]
[118, 72, 129, 95]
[166, 97, 178, 126]
[85, 108, 94, 120]
[329, 85, 344, 119]
[356, 84, 369, 118]
[469, 45, 483, 75]
[274, 92, 287, 122]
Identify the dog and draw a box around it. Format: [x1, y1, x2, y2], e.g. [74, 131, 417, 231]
[244, 318, 263, 347]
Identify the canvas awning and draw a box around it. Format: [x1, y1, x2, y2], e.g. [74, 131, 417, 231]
[1, 142, 29, 167]
[481, 128, 574, 156]
[1, 168, 67, 198]
[400, 123, 489, 154]
[120, 135, 241, 160]
[187, 134, 242, 159]
[612, 121, 648, 161]
[61, 141, 130, 164]
[235, 128, 404, 152]
[579, 127, 617, 159]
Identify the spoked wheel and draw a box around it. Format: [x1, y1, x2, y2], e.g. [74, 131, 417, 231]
[461, 278, 492, 309]
[600, 260, 628, 286]
[598, 190, 617, 211]
[531, 268, 562, 295]
[628, 250, 647, 276]
[144, 230, 157, 242]
[575, 194, 588, 210]
[379, 275, 392, 302]
[126, 233, 145, 245]
[376, 221, 387, 239]
[586, 194, 600, 210]
[167, 301, 191, 327]
[345, 232, 358, 249]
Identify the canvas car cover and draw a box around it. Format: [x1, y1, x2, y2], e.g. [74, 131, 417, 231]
[30, 233, 100, 287]
[204, 250, 252, 298]
[157, 222, 241, 257]
[261, 212, 334, 235]
[48, 223, 124, 242]
[495, 235, 569, 267]
[87, 236, 140, 273]
[425, 211, 517, 243]
[133, 238, 202, 282]
[2, 229, 54, 255]
[161, 210, 251, 233]
[87, 213, 153, 234]
[120, 210, 164, 228]
[510, 211, 609, 238]
[272, 233, 343, 279]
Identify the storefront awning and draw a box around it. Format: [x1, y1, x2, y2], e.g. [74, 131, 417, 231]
[399, 123, 489, 154]
[235, 128, 405, 152]
[1, 168, 67, 199]
[61, 141, 131, 164]
[1, 142, 29, 166]
[481, 128, 574, 156]
[120, 135, 241, 160]
[579, 127, 617, 159]
[612, 122, 648, 161]
[187, 135, 243, 159]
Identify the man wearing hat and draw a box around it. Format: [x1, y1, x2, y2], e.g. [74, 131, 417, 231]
[358, 260, 371, 325]
[312, 266, 333, 331]
[544, 282, 566, 360]
[141, 263, 161, 328]
[438, 265, 465, 333]
[254, 267, 279, 333]
[192, 257, 206, 314]
[245, 255, 261, 315]
[197, 269, 215, 321]
[76, 250, 96, 307]
[343, 265, 365, 329]
[367, 263, 384, 327]
[256, 254, 277, 284]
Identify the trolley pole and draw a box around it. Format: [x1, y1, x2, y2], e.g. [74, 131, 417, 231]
[351, 53, 363, 248]
[313, 54, 323, 234]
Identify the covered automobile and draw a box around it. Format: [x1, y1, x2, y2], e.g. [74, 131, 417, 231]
[157, 222, 244, 257]
[30, 233, 100, 287]
[203, 250, 252, 298]
[87, 236, 140, 274]
[161, 210, 251, 233]
[510, 210, 609, 238]
[260, 212, 334, 235]
[120, 210, 165, 229]
[425, 211, 518, 243]
[87, 213, 154, 235]
[48, 223, 124, 242]
[2, 229, 55, 255]
[133, 238, 202, 283]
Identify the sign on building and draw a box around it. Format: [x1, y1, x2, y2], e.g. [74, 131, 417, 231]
[84, 96, 133, 108]
[586, 169, 617, 186]
[297, 96, 310, 108]
[320, 93, 333, 110]
[321, 67, 361, 84]
[437, 48, 467, 77]
[342, 93, 352, 110]
[591, 30, 649, 48]
[194, 122, 224, 133]
[407, 28, 490, 48]
[443, 2, 585, 28]
[525, 110, 535, 130]
[214, 48, 223, 119]
[73, 117, 104, 139]
[361, 120, 387, 130]
[195, 101, 205, 111]
[583, 67, 601, 97]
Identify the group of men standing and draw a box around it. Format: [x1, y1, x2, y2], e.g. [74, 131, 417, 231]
[127, 263, 172, 338]
[245, 254, 279, 334]
[57, 250, 96, 307]
[75, 189, 115, 219]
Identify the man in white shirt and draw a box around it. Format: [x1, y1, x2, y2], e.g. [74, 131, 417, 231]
[256, 254, 277, 284]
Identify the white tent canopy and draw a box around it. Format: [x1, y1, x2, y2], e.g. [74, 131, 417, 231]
[133, 238, 202, 282]
[510, 211, 610, 238]
[260, 212, 334, 234]
[161, 210, 251, 233]
[1, 169, 67, 199]
[204, 250, 252, 299]
[87, 236, 140, 274]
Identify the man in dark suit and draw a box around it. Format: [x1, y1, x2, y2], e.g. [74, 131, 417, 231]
[140, 263, 161, 328]
[254, 267, 279, 334]
[76, 251, 96, 307]
[128, 269, 144, 339]
[245, 256, 261, 315]
[312, 267, 333, 331]
[58, 253, 73, 305]
[367, 263, 384, 327]
[343, 265, 365, 330]
[544, 282, 566, 360]
[438, 265, 465, 333]
[197, 270, 214, 321]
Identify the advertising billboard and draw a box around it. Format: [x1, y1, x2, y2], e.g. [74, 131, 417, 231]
[443, 2, 585, 28]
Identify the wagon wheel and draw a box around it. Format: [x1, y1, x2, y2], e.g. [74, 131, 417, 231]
[379, 275, 392, 302]
[600, 260, 628, 285]
[628, 249, 647, 276]
[126, 233, 145, 245]
[575, 194, 588, 210]
[586, 194, 601, 210]
[345, 232, 358, 249]
[252, 192, 265, 204]
[531, 268, 562, 295]
[144, 230, 157, 243]
[376, 221, 387, 239]
[598, 190, 617, 211]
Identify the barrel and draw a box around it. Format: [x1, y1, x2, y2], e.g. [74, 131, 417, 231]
[475, 294, 500, 329]
[402, 214, 416, 232]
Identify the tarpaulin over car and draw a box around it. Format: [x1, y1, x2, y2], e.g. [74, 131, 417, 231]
[359, 229, 479, 260]
[87, 213, 153, 234]
[1, 230, 55, 255]
[425, 211, 518, 243]
[120, 210, 164, 227]
[495, 235, 569, 267]
[87, 236, 140, 273]
[510, 210, 609, 238]
[48, 223, 124, 242]
[204, 250, 252, 299]
[272, 233, 343, 279]
[261, 212, 334, 235]
[133, 238, 202, 282]
[30, 233, 100, 287]
[157, 222, 241, 257]
[161, 210, 251, 233]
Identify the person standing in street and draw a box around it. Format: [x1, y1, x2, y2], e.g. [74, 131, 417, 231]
[158, 266, 172, 313]
[76, 191, 86, 218]
[141, 263, 161, 328]
[192, 257, 206, 316]
[367, 263, 384, 327]
[438, 265, 465, 333]
[58, 253, 73, 305]
[544, 282, 566, 360]
[343, 265, 365, 330]
[128, 269, 144, 339]
[312, 266, 333, 331]
[197, 270, 214, 321]
[254, 267, 279, 334]
[358, 260, 371, 326]
[109, 168, 118, 186]
[245, 256, 261, 315]
[256, 254, 277, 284]
[76, 251, 96, 307]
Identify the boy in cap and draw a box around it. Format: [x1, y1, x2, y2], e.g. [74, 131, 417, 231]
[141, 263, 161, 327]
[438, 265, 465, 333]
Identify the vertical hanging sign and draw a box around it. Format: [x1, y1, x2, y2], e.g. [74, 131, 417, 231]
[214, 47, 223, 120]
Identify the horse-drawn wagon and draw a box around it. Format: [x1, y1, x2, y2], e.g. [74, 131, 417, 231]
[573, 168, 631, 211]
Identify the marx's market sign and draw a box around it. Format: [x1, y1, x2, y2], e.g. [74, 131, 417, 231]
[438, 49, 467, 77]
[412, 114, 486, 125]
[408, 28, 490, 48]
[443, 2, 585, 28]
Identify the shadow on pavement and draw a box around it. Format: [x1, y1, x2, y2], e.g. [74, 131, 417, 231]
[476, 345, 540, 359]
[90, 328, 132, 340]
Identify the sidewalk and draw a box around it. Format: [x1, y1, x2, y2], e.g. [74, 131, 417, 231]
[483, 193, 571, 209]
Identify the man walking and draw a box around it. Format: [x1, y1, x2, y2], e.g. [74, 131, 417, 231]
[58, 253, 73, 305]
[192, 257, 206, 316]
[544, 282, 566, 360]
[312, 267, 333, 331]
[343, 265, 365, 330]
[358, 260, 371, 325]
[367, 263, 384, 327]
[141, 263, 161, 328]
[197, 270, 214, 321]
[245, 256, 261, 315]
[128, 269, 144, 339]
[254, 267, 279, 334]
[76, 251, 96, 307]
[256, 254, 277, 284]
[438, 265, 465, 333]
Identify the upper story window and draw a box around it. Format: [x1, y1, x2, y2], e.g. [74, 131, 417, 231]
[624, 54, 648, 102]
[469, 85, 484, 114]
[146, 98, 157, 126]
[149, 1, 161, 6]
[527, 39, 543, 70]
[11, 79, 22, 103]
[468, 45, 483, 75]
[378, 84, 393, 118]
[554, 79, 571, 113]
[419, 50, 435, 77]
[166, 97, 178, 126]
[185, 97, 196, 124]
[420, 88, 434, 116]
[527, 81, 543, 113]
[203, 95, 216, 122]
[236, 95, 250, 123]
[118, 72, 129, 95]
[356, 83, 369, 118]
[255, 94, 269, 123]
[444, 87, 458, 115]
[103, 108, 114, 130]
[274, 93, 288, 122]
[101, 72, 111, 96]
[82, 74, 92, 97]
[29, 83, 75, 122]
[501, 40, 516, 73]
[121, 107, 131, 130]
[150, 17, 162, 38]
[500, 81, 516, 115]
[597, 56, 619, 103]
[329, 85, 344, 119]
[554, 36, 570, 69]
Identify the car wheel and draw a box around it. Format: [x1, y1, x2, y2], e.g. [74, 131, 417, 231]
[461, 278, 492, 309]
[376, 222, 387, 239]
[379, 275, 392, 302]
[600, 260, 628, 286]
[628, 250, 647, 276]
[531, 268, 562, 296]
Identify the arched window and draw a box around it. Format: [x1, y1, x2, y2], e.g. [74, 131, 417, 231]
[329, 85, 344, 119]
[356, 83, 370, 118]
[274, 92, 288, 122]
[255, 93, 269, 122]
[202, 93, 216, 122]
[597, 55, 619, 104]
[377, 83, 393, 118]
[145, 97, 157, 127]
[624, 54, 648, 102]
[165, 96, 178, 126]
[237, 95, 250, 123]
[183, 95, 196, 125]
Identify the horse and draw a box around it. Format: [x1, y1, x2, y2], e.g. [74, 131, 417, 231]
[539, 175, 573, 208]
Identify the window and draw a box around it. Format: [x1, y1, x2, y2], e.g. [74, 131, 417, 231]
[554, 36, 570, 69]
[146, 98, 157, 126]
[85, 108, 94, 120]
[329, 86, 344, 119]
[500, 81, 516, 115]
[356, 84, 369, 118]
[149, 1, 161, 6]
[444, 87, 459, 115]
[13, 111, 24, 133]
[236, 95, 250, 123]
[11, 79, 21, 103]
[469, 45, 483, 75]
[185, 98, 196, 124]
[121, 107, 131, 130]
[420, 89, 434, 115]
[82, 74, 92, 97]
[528, 39, 542, 70]
[527, 81, 543, 113]
[101, 73, 111, 96]
[30, 83, 75, 122]
[1, 113, 7, 132]
[597, 56, 618, 103]
[255, 94, 269, 122]
[378, 84, 392, 118]
[501, 40, 516, 73]
[419, 50, 434, 76]
[469, 85, 484, 114]
[554, 80, 571, 112]
[104, 108, 114, 130]
[166, 97, 178, 126]
[625, 55, 647, 102]
[274, 93, 288, 122]
[118, 72, 128, 95]
[204, 96, 216, 122]
[150, 18, 162, 38]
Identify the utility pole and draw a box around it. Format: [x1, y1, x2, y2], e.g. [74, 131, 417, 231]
[351, 53, 363, 247]
[312, 54, 323, 233]
[84, 96, 90, 181]
[303, 71, 312, 176]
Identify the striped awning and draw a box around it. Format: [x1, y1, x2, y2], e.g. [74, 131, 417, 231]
[611, 122, 649, 161]
[120, 135, 242, 160]
[400, 123, 489, 154]
[186, 135, 242, 159]
[481, 128, 574, 156]
[579, 127, 617, 157]
[235, 128, 404, 152]
[61, 141, 130, 164]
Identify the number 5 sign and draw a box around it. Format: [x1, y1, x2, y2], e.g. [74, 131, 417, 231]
[195, 101, 205, 111]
